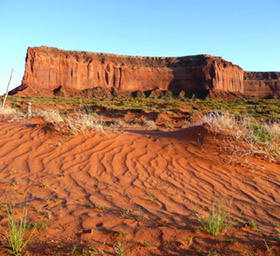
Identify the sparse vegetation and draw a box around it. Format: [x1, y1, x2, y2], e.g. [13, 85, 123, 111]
[114, 230, 128, 237]
[143, 120, 157, 129]
[203, 111, 280, 161]
[70, 245, 80, 255]
[147, 194, 157, 202]
[242, 220, 258, 231]
[25, 221, 47, 231]
[207, 250, 220, 256]
[85, 246, 106, 255]
[0, 95, 280, 255]
[0, 106, 17, 115]
[141, 241, 153, 248]
[65, 115, 105, 133]
[113, 241, 125, 256]
[196, 206, 228, 236]
[223, 237, 238, 243]
[35, 109, 64, 123]
[6, 210, 35, 256]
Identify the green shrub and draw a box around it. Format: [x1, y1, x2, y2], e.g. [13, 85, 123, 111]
[7, 211, 35, 256]
[197, 206, 228, 236]
[250, 123, 271, 144]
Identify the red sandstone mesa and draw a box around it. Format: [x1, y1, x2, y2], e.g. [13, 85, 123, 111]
[9, 46, 280, 98]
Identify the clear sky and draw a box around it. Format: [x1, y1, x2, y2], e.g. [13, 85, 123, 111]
[1, 0, 280, 94]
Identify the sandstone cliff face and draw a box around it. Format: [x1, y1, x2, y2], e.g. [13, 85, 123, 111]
[244, 72, 280, 98]
[18, 46, 244, 98]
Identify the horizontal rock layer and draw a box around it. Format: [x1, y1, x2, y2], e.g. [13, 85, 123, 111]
[244, 72, 280, 98]
[11, 46, 280, 98]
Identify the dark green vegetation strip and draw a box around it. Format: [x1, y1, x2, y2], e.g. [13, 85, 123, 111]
[3, 96, 280, 121]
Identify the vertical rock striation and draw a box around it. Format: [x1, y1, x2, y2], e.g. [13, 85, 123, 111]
[17, 46, 245, 98]
[244, 72, 280, 98]
[10, 46, 279, 98]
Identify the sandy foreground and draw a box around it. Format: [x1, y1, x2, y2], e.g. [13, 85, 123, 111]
[0, 119, 279, 255]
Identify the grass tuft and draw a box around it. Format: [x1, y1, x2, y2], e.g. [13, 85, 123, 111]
[203, 111, 280, 162]
[114, 241, 125, 256]
[196, 206, 228, 236]
[7, 210, 35, 256]
[65, 115, 105, 133]
[0, 106, 17, 115]
[35, 109, 64, 123]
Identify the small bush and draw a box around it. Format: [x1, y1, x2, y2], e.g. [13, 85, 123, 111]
[202, 112, 236, 131]
[250, 123, 271, 144]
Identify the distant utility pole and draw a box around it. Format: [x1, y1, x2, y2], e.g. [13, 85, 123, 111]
[2, 69, 14, 108]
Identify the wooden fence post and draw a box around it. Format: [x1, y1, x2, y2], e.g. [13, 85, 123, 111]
[27, 102, 32, 119]
[2, 69, 14, 108]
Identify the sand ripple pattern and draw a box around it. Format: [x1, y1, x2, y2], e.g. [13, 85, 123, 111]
[0, 122, 279, 238]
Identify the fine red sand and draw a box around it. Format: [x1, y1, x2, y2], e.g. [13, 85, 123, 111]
[0, 119, 279, 255]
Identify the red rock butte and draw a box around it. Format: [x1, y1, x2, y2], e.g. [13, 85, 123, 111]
[10, 46, 280, 98]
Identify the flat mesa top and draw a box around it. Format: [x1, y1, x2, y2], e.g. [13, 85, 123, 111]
[28, 46, 235, 67]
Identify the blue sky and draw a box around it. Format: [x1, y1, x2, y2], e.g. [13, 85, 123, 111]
[1, 0, 280, 93]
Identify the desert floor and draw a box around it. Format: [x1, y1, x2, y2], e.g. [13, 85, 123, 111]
[0, 115, 279, 255]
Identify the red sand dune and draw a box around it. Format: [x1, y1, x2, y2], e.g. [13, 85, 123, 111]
[0, 120, 279, 255]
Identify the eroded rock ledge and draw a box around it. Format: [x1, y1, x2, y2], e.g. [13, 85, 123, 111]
[10, 46, 280, 98]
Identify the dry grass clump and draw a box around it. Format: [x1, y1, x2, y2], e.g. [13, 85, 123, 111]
[203, 111, 280, 162]
[265, 122, 280, 141]
[33, 109, 106, 133]
[0, 106, 25, 122]
[0, 106, 17, 115]
[143, 120, 157, 130]
[202, 112, 236, 130]
[112, 120, 127, 128]
[65, 115, 105, 133]
[202, 112, 249, 139]
[35, 109, 64, 123]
